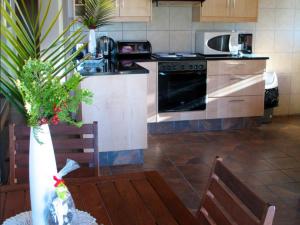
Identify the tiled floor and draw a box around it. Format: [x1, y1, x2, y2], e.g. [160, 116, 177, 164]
[104, 116, 300, 225]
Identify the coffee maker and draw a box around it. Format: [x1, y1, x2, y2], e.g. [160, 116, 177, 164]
[96, 36, 116, 58]
[238, 33, 253, 54]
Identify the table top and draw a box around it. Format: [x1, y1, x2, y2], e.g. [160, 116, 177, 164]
[0, 171, 202, 225]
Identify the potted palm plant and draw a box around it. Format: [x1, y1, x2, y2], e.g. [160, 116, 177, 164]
[79, 0, 115, 55]
[0, 0, 111, 224]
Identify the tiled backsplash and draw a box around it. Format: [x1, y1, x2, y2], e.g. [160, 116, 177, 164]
[72, 0, 300, 115]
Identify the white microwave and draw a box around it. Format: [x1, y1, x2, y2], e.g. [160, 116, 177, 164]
[195, 31, 253, 55]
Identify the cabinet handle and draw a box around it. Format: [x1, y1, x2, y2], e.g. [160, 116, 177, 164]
[230, 76, 246, 81]
[115, 0, 119, 8]
[121, 0, 125, 8]
[227, 0, 230, 8]
[226, 62, 246, 65]
[229, 99, 245, 103]
[233, 0, 236, 8]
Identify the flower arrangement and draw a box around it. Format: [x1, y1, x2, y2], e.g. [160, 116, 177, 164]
[17, 59, 92, 127]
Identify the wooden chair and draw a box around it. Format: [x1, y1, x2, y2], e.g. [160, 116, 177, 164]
[197, 157, 276, 225]
[9, 122, 99, 184]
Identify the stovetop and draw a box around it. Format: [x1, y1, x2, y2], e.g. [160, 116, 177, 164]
[152, 52, 206, 60]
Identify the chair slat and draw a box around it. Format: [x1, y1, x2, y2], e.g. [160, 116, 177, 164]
[16, 138, 94, 152]
[209, 177, 260, 225]
[14, 124, 94, 137]
[9, 122, 99, 184]
[214, 161, 266, 220]
[196, 157, 275, 225]
[202, 194, 235, 225]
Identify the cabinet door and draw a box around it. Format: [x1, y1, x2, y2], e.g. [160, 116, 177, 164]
[119, 0, 151, 17]
[230, 0, 258, 21]
[201, 0, 230, 18]
[112, 0, 120, 17]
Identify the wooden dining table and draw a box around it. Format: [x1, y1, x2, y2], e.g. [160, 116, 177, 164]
[0, 171, 202, 225]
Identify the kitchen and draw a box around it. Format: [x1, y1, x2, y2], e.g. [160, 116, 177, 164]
[1, 0, 300, 224]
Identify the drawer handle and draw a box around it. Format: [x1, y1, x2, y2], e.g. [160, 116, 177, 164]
[230, 77, 246, 81]
[229, 99, 245, 103]
[226, 62, 246, 65]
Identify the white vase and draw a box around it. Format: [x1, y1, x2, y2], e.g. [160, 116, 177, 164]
[88, 29, 97, 55]
[29, 124, 57, 225]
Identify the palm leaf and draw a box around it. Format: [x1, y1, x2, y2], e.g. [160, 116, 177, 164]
[80, 0, 115, 29]
[0, 0, 87, 118]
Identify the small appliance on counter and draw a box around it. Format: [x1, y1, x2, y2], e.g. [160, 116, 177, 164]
[96, 36, 116, 58]
[116, 41, 152, 59]
[195, 31, 253, 55]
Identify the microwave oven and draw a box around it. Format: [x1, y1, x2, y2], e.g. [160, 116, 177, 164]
[195, 31, 253, 55]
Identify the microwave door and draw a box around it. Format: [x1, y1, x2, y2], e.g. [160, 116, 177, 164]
[207, 35, 230, 54]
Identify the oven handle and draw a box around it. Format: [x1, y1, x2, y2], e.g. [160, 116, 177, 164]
[159, 71, 206, 76]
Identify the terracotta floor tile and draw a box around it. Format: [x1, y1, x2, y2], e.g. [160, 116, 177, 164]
[108, 116, 300, 224]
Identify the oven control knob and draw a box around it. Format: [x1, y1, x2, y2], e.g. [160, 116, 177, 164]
[181, 65, 185, 70]
[173, 65, 177, 70]
[189, 65, 193, 69]
[167, 66, 171, 70]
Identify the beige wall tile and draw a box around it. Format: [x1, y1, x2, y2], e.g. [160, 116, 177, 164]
[170, 31, 192, 52]
[289, 94, 300, 114]
[169, 7, 192, 30]
[297, 0, 300, 9]
[256, 9, 276, 30]
[123, 31, 147, 40]
[123, 23, 147, 31]
[275, 9, 295, 30]
[147, 6, 170, 31]
[291, 72, 300, 94]
[260, 0, 276, 9]
[277, 73, 291, 94]
[292, 53, 300, 72]
[97, 23, 123, 31]
[274, 31, 294, 53]
[294, 31, 300, 52]
[213, 23, 235, 30]
[147, 31, 169, 52]
[294, 10, 300, 30]
[276, 0, 296, 9]
[255, 30, 275, 53]
[274, 94, 290, 115]
[271, 53, 293, 73]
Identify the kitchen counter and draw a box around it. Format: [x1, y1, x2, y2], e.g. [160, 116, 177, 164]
[203, 54, 269, 60]
[78, 58, 149, 76]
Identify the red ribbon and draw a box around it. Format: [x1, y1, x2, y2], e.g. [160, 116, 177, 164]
[53, 176, 64, 187]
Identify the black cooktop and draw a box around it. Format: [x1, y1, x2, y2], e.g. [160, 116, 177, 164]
[152, 52, 206, 61]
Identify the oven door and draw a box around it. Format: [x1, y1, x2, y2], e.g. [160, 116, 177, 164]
[158, 70, 207, 113]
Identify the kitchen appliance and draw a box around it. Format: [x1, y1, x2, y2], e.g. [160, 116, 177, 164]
[195, 31, 253, 55]
[96, 36, 116, 58]
[116, 41, 152, 59]
[153, 53, 207, 113]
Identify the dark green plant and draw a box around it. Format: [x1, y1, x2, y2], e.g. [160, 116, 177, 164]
[80, 0, 115, 29]
[18, 59, 92, 127]
[0, 0, 92, 126]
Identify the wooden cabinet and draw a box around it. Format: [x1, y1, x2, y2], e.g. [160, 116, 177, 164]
[73, 0, 152, 22]
[193, 0, 258, 22]
[112, 0, 152, 22]
[206, 60, 266, 119]
[81, 74, 148, 152]
[137, 62, 158, 123]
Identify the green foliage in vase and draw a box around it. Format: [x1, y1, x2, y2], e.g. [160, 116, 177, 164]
[0, 0, 93, 127]
[80, 0, 115, 29]
[17, 59, 93, 127]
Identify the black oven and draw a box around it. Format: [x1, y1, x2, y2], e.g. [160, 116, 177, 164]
[158, 60, 207, 113]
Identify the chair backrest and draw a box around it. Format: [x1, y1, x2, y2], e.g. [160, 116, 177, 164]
[9, 122, 99, 184]
[197, 157, 275, 225]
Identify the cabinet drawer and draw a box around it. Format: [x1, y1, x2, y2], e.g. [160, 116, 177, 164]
[207, 74, 264, 97]
[206, 96, 264, 119]
[208, 60, 266, 76]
